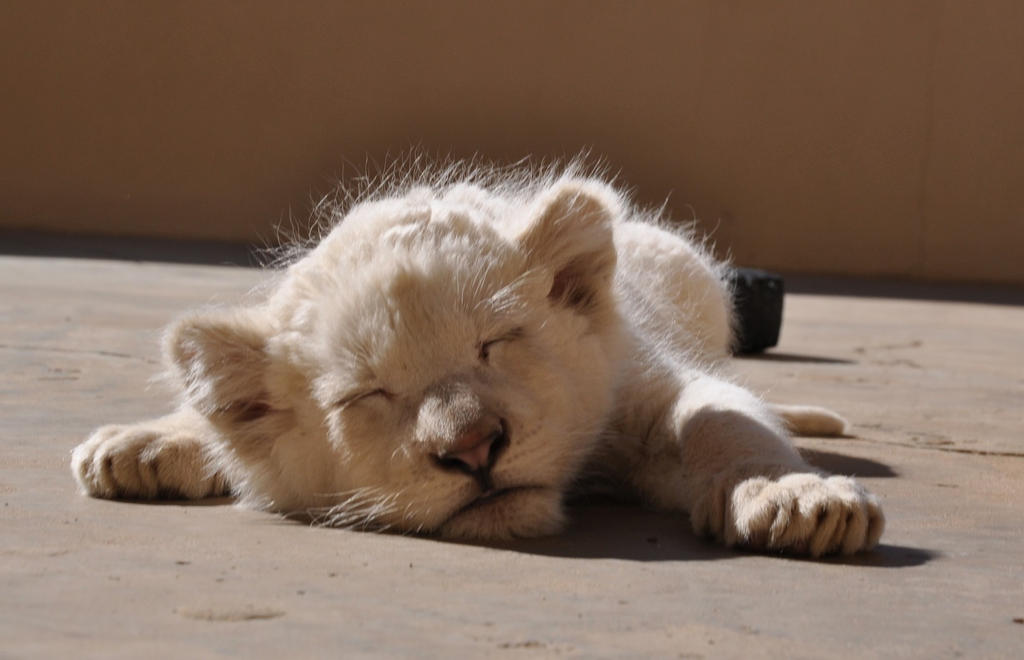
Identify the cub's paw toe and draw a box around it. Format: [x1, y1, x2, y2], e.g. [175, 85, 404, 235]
[695, 471, 884, 557]
[71, 424, 225, 500]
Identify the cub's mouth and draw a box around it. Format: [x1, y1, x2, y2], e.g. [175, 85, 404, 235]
[437, 484, 565, 540]
[453, 485, 545, 517]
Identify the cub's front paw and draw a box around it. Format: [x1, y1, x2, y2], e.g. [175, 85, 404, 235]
[71, 422, 226, 500]
[692, 471, 884, 557]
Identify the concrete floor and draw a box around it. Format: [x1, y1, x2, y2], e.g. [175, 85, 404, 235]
[2, 253, 1023, 658]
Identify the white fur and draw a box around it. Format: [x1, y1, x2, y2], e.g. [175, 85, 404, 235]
[71, 162, 883, 556]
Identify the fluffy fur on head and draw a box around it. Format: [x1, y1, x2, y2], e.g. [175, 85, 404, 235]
[167, 168, 628, 538]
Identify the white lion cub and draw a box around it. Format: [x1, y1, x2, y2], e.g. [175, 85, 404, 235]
[72, 167, 884, 556]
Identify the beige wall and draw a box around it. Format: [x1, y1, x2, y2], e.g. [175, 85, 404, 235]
[2, 1, 1022, 284]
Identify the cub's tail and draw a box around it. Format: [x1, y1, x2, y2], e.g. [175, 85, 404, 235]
[770, 404, 850, 437]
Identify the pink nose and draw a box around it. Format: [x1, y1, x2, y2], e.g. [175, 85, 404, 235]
[435, 419, 507, 475]
[447, 431, 496, 472]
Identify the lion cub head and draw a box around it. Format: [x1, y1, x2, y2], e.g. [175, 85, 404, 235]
[165, 177, 624, 539]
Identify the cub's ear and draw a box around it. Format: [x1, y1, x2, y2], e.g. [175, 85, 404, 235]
[164, 307, 274, 422]
[518, 178, 619, 314]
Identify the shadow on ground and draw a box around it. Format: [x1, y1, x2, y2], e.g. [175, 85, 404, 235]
[0, 230, 261, 267]
[736, 351, 856, 365]
[480, 503, 938, 568]
[799, 448, 898, 478]
[120, 496, 236, 507]
[7, 231, 1023, 304]
[121, 493, 938, 568]
[785, 274, 1024, 306]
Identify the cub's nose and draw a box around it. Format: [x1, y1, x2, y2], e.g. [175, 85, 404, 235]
[434, 418, 508, 477]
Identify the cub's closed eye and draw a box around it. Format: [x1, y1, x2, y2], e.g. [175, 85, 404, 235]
[334, 389, 391, 409]
[479, 339, 500, 361]
[479, 327, 524, 361]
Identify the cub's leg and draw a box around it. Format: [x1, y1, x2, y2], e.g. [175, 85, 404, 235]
[72, 407, 229, 500]
[627, 375, 884, 557]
